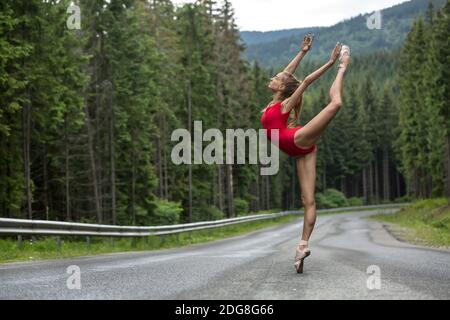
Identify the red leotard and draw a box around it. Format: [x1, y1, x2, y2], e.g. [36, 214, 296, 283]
[261, 101, 317, 157]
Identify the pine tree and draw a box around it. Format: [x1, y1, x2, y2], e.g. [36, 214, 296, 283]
[0, 1, 30, 217]
[428, 1, 450, 198]
[396, 19, 427, 198]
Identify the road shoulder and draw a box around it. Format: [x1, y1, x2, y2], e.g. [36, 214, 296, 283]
[368, 219, 450, 253]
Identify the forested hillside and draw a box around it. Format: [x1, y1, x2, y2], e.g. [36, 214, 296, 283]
[241, 27, 324, 46]
[0, 0, 448, 226]
[243, 0, 446, 67]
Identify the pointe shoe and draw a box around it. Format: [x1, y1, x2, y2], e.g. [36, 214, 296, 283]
[294, 240, 311, 274]
[338, 45, 350, 69]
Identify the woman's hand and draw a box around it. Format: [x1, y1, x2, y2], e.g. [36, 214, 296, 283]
[330, 42, 343, 62]
[284, 34, 313, 74]
[301, 34, 314, 53]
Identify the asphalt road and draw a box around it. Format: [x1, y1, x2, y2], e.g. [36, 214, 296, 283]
[1, 208, 449, 300]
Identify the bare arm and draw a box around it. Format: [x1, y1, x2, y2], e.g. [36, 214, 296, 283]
[284, 51, 306, 75]
[283, 34, 314, 74]
[283, 43, 343, 113]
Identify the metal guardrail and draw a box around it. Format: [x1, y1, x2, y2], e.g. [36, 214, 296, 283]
[0, 203, 409, 238]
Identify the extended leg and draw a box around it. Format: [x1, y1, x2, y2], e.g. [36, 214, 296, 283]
[296, 148, 317, 247]
[294, 66, 347, 149]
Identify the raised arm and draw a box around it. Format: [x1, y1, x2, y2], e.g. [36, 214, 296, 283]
[283, 43, 343, 113]
[283, 34, 314, 75]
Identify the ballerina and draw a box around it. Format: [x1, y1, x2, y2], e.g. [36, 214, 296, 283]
[261, 34, 351, 273]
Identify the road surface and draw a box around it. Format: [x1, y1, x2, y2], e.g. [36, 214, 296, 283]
[1, 208, 449, 299]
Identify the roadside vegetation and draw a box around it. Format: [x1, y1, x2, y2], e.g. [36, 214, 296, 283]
[369, 198, 450, 248]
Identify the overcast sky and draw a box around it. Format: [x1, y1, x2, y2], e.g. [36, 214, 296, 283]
[172, 0, 409, 31]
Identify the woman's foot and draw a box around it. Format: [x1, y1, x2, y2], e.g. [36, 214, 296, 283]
[328, 46, 349, 106]
[294, 240, 311, 274]
[338, 45, 350, 70]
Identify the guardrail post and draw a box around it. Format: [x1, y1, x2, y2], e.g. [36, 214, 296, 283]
[17, 235, 23, 249]
[86, 236, 91, 250]
[110, 237, 115, 248]
[56, 236, 61, 252]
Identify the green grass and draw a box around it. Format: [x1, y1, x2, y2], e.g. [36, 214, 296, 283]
[368, 198, 450, 248]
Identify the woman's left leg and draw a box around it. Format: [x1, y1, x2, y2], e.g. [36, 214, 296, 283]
[296, 147, 317, 250]
[294, 66, 347, 149]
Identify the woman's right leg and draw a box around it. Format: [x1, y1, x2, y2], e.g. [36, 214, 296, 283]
[296, 147, 317, 246]
[294, 66, 347, 149]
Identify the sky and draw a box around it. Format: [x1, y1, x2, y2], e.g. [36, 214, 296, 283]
[172, 0, 409, 32]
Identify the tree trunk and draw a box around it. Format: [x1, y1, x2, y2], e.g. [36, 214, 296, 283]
[396, 169, 401, 199]
[65, 115, 71, 221]
[263, 175, 266, 210]
[226, 164, 234, 217]
[369, 162, 374, 204]
[163, 113, 169, 199]
[383, 148, 390, 201]
[374, 156, 380, 204]
[352, 175, 358, 198]
[96, 33, 106, 223]
[340, 176, 345, 196]
[131, 155, 136, 225]
[446, 135, 450, 199]
[156, 119, 163, 198]
[423, 170, 433, 198]
[362, 168, 368, 204]
[212, 167, 216, 206]
[23, 99, 32, 219]
[218, 166, 224, 212]
[255, 166, 260, 212]
[187, 78, 193, 223]
[420, 168, 425, 198]
[413, 167, 419, 198]
[110, 101, 116, 225]
[292, 165, 296, 209]
[418, 167, 422, 198]
[84, 102, 102, 223]
[43, 145, 49, 220]
[5, 147, 11, 218]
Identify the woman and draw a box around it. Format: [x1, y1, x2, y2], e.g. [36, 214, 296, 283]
[260, 34, 350, 273]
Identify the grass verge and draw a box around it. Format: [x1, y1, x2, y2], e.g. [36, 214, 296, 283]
[368, 198, 450, 249]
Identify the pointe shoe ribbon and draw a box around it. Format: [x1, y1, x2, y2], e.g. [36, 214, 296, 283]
[295, 240, 311, 262]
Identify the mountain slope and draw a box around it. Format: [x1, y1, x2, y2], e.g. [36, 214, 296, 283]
[240, 27, 324, 46]
[241, 0, 445, 67]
